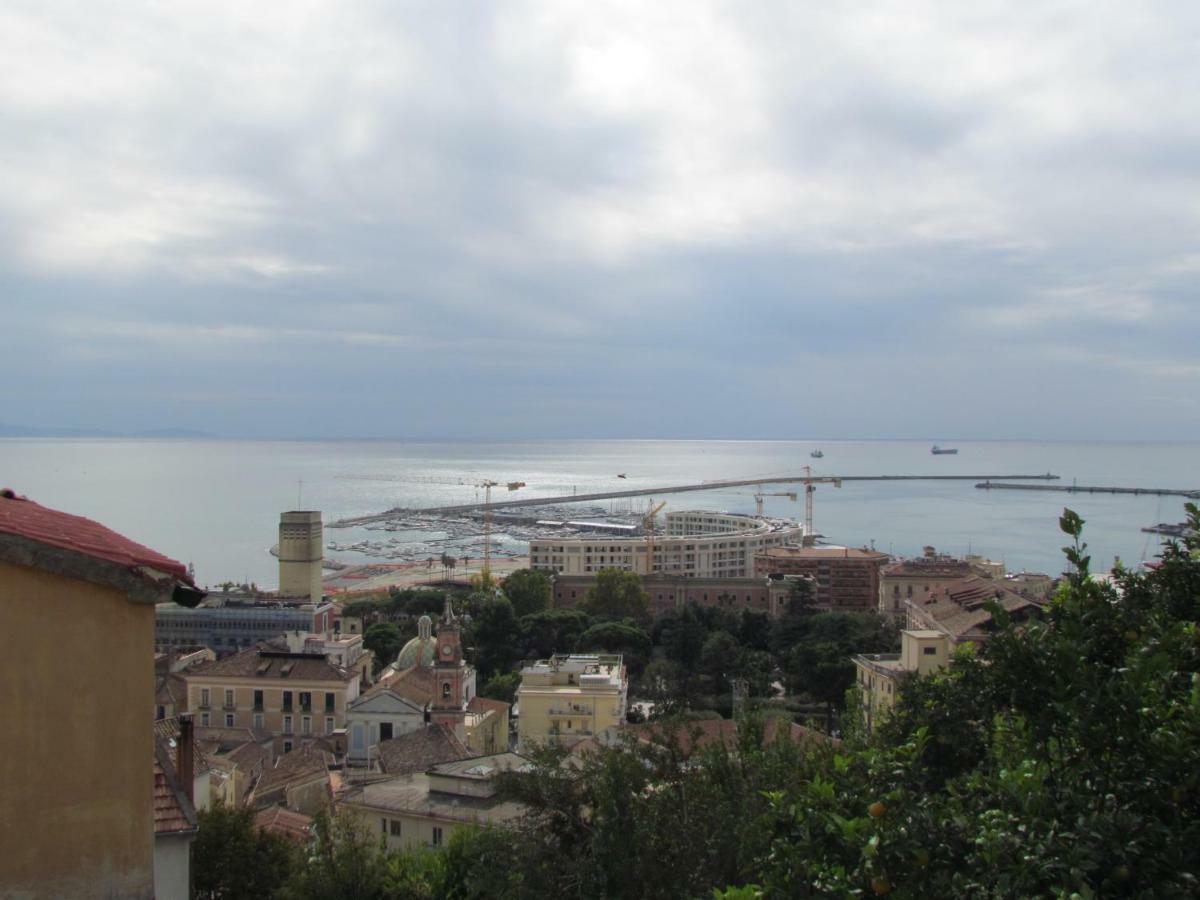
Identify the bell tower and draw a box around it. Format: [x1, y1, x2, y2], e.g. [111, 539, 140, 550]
[430, 595, 474, 736]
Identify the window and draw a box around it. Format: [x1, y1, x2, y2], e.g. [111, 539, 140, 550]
[199, 688, 210, 708]
[432, 827, 443, 847]
[299, 691, 312, 710]
[923, 647, 937, 656]
[302, 716, 312, 735]
[282, 691, 293, 711]
[283, 715, 293, 733]
[224, 689, 235, 708]
[155, 705, 165, 720]
[390, 820, 402, 836]
[442, 683, 451, 700]
[253, 713, 264, 729]
[325, 692, 335, 713]
[253, 690, 264, 710]
[200, 712, 210, 727]
[381, 818, 388, 835]
[283, 740, 293, 753]
[325, 716, 335, 734]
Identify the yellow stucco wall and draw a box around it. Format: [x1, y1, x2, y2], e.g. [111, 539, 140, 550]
[0, 560, 155, 899]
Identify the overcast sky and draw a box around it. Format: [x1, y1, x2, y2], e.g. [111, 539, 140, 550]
[2, 1, 1198, 440]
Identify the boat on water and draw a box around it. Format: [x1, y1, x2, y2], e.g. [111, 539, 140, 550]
[931, 445, 958, 455]
[810, 449, 824, 458]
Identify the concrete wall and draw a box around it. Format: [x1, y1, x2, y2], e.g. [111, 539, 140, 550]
[0, 560, 155, 898]
[153, 834, 193, 900]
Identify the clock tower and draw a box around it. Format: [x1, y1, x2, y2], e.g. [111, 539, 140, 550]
[430, 594, 474, 736]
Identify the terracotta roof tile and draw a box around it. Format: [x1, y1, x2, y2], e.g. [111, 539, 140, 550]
[255, 806, 313, 843]
[378, 724, 471, 776]
[467, 695, 510, 715]
[189, 647, 354, 683]
[0, 490, 188, 580]
[623, 718, 835, 758]
[153, 740, 198, 835]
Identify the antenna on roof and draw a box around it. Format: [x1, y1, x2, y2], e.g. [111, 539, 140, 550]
[297, 478, 304, 509]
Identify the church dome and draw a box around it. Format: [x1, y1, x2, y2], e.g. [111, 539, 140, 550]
[395, 615, 436, 669]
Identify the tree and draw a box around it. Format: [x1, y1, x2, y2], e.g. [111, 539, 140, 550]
[278, 809, 390, 900]
[580, 568, 650, 623]
[362, 622, 403, 673]
[699, 630, 741, 695]
[470, 596, 521, 680]
[519, 608, 592, 659]
[481, 671, 521, 704]
[577, 621, 653, 675]
[502, 568, 553, 618]
[193, 803, 297, 900]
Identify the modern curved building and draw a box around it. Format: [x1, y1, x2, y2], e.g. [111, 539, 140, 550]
[529, 510, 802, 579]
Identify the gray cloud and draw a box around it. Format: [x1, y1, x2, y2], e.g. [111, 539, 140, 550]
[1, 1, 1198, 439]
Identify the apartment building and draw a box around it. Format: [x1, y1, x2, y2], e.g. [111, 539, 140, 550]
[754, 546, 890, 611]
[185, 648, 360, 753]
[853, 630, 950, 732]
[156, 596, 334, 655]
[517, 653, 628, 750]
[530, 511, 802, 578]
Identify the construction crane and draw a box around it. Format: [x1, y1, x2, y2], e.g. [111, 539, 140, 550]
[643, 500, 666, 576]
[799, 465, 842, 545]
[752, 490, 797, 517]
[478, 479, 526, 578]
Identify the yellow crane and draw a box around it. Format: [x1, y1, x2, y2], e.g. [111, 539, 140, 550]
[643, 500, 666, 576]
[478, 479, 526, 578]
[752, 490, 797, 517]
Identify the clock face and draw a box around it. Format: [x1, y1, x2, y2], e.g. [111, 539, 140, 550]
[441, 643, 453, 657]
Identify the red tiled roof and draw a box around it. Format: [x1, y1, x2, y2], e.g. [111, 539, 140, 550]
[0, 490, 188, 581]
[153, 740, 198, 835]
[378, 724, 471, 776]
[255, 806, 313, 843]
[467, 695, 510, 716]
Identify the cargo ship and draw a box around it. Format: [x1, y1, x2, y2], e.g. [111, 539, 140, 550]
[931, 445, 958, 455]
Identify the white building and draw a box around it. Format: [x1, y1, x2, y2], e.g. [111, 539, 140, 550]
[529, 511, 802, 579]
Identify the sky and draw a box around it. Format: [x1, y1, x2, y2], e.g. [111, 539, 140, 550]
[2, 1, 1198, 440]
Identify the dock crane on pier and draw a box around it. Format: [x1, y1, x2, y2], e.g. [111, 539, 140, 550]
[643, 500, 666, 576]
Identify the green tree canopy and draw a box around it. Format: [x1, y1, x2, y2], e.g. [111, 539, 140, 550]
[362, 622, 403, 672]
[578, 621, 653, 675]
[580, 568, 651, 623]
[519, 608, 593, 659]
[193, 803, 298, 900]
[501, 568, 553, 618]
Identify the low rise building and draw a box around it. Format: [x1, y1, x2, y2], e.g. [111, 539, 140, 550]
[340, 752, 529, 851]
[879, 547, 976, 618]
[904, 576, 1043, 645]
[754, 546, 890, 612]
[531, 511, 802, 579]
[156, 595, 335, 656]
[184, 646, 360, 753]
[517, 654, 628, 750]
[853, 630, 950, 732]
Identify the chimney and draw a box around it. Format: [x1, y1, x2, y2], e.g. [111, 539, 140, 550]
[178, 713, 195, 806]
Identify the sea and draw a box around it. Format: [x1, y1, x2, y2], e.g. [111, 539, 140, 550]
[1, 438, 1195, 591]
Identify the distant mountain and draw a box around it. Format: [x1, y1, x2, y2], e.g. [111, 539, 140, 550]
[0, 423, 214, 438]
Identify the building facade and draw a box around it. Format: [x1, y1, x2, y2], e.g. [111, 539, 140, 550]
[517, 654, 628, 750]
[530, 511, 802, 579]
[754, 546, 890, 612]
[0, 489, 199, 898]
[879, 548, 977, 618]
[156, 596, 334, 655]
[340, 752, 528, 852]
[853, 630, 950, 732]
[184, 648, 360, 753]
